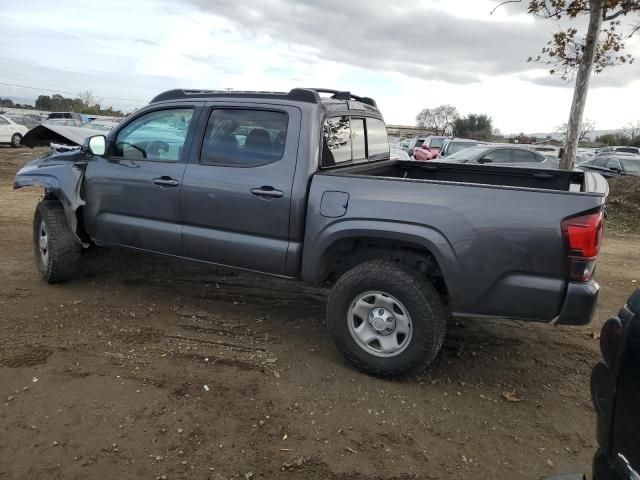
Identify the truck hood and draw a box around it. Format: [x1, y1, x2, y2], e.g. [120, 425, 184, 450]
[21, 123, 96, 148]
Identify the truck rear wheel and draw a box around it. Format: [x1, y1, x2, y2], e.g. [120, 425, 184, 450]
[327, 260, 447, 376]
[33, 200, 81, 283]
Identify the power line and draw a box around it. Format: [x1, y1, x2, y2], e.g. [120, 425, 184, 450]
[0, 81, 146, 103]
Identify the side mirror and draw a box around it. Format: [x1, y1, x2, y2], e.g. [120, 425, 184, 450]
[478, 156, 493, 164]
[608, 165, 621, 172]
[85, 135, 107, 156]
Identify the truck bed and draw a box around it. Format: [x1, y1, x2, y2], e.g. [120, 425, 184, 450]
[322, 159, 607, 195]
[303, 159, 608, 323]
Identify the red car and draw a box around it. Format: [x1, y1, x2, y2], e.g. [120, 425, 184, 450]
[413, 135, 447, 161]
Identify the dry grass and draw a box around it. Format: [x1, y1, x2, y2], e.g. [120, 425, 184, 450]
[606, 176, 640, 237]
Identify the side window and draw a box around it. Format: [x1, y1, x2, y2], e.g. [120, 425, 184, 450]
[350, 118, 366, 161]
[481, 149, 511, 163]
[113, 109, 193, 162]
[606, 158, 621, 170]
[200, 109, 288, 167]
[367, 118, 390, 160]
[513, 149, 540, 163]
[322, 116, 390, 167]
[592, 157, 609, 167]
[323, 116, 351, 166]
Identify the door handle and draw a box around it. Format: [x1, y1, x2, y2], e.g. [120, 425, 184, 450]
[153, 177, 180, 187]
[250, 186, 284, 198]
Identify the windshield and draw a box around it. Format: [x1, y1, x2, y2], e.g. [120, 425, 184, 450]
[445, 145, 491, 161]
[448, 142, 481, 155]
[621, 159, 640, 173]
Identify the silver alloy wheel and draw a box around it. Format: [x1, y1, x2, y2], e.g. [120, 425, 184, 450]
[347, 291, 413, 357]
[38, 219, 49, 265]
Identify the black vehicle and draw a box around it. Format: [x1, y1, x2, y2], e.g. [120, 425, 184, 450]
[438, 144, 550, 168]
[579, 154, 640, 178]
[47, 112, 89, 124]
[591, 288, 640, 479]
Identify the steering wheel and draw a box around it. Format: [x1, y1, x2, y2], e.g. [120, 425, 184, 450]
[118, 141, 147, 159]
[146, 141, 170, 158]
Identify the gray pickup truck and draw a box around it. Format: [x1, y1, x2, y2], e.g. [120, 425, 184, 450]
[14, 88, 608, 376]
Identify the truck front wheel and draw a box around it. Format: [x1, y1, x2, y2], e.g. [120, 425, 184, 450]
[327, 260, 447, 376]
[33, 200, 81, 283]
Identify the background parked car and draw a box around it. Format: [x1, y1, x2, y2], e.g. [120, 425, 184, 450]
[407, 137, 427, 157]
[0, 114, 29, 147]
[390, 147, 411, 160]
[438, 144, 551, 168]
[84, 117, 122, 133]
[47, 112, 90, 124]
[598, 145, 640, 156]
[43, 118, 87, 128]
[578, 154, 640, 178]
[399, 139, 411, 152]
[2, 113, 40, 129]
[413, 135, 447, 160]
[438, 138, 486, 157]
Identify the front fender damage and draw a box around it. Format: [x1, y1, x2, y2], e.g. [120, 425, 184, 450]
[14, 153, 89, 247]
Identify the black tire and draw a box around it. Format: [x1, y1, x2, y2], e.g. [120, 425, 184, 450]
[327, 260, 447, 376]
[10, 133, 22, 148]
[33, 200, 81, 283]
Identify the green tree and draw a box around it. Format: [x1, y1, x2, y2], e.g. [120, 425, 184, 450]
[454, 114, 494, 140]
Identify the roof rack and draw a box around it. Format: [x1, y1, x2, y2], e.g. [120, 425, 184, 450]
[149, 88, 377, 108]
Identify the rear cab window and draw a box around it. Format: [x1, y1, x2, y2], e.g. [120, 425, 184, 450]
[322, 116, 389, 167]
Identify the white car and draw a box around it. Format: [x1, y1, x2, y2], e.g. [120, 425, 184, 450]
[0, 114, 29, 147]
[390, 147, 411, 160]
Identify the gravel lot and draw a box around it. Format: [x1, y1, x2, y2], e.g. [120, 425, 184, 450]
[1, 146, 639, 479]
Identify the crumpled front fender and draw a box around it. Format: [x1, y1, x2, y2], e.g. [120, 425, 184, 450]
[14, 153, 88, 246]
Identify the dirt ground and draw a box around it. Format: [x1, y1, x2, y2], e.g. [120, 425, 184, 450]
[1, 146, 639, 480]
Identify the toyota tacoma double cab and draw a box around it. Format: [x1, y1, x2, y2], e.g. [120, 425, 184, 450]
[14, 87, 608, 376]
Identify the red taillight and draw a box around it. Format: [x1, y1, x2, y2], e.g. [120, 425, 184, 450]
[561, 210, 604, 281]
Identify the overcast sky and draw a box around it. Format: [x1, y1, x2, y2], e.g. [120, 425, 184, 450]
[1, 0, 639, 132]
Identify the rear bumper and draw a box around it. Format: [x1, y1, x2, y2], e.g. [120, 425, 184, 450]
[556, 280, 600, 325]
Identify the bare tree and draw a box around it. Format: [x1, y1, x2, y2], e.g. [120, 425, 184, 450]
[555, 118, 597, 142]
[624, 120, 640, 140]
[493, 0, 640, 169]
[77, 90, 104, 109]
[415, 105, 459, 135]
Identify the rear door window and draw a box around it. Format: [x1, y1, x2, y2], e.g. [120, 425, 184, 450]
[200, 109, 288, 167]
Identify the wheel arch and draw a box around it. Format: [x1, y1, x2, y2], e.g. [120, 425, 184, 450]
[15, 170, 88, 246]
[302, 220, 461, 302]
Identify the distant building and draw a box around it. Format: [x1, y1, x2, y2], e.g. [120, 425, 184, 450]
[386, 124, 434, 139]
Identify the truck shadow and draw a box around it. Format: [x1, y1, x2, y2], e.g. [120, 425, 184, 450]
[77, 248, 596, 382]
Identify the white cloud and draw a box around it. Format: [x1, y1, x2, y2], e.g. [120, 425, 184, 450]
[0, 0, 639, 131]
